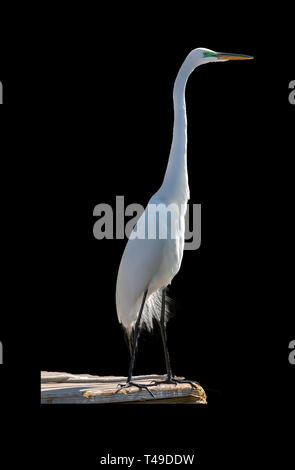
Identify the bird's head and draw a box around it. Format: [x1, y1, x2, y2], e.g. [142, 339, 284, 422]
[187, 47, 253, 66]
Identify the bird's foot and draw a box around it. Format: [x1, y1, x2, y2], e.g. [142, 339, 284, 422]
[151, 376, 199, 389]
[116, 381, 155, 398]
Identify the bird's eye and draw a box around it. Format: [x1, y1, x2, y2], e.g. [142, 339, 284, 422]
[203, 52, 208, 57]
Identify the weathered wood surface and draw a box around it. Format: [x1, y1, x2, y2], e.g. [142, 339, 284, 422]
[41, 371, 207, 404]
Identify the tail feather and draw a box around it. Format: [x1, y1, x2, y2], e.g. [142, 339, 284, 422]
[141, 288, 175, 331]
[126, 287, 175, 355]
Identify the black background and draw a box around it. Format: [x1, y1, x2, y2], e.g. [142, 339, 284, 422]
[0, 4, 294, 469]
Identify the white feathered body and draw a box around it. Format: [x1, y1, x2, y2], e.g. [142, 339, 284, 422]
[116, 193, 188, 335]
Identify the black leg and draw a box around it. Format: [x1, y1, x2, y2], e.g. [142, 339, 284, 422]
[153, 287, 199, 390]
[159, 287, 173, 379]
[117, 289, 155, 397]
[127, 288, 148, 381]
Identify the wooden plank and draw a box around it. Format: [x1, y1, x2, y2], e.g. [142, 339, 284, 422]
[41, 371, 168, 384]
[41, 371, 207, 404]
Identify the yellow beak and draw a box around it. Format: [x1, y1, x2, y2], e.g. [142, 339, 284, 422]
[217, 52, 254, 60]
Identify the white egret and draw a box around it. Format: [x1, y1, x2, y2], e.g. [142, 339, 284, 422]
[116, 48, 253, 395]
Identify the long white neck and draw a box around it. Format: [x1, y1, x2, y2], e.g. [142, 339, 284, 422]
[159, 54, 199, 205]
